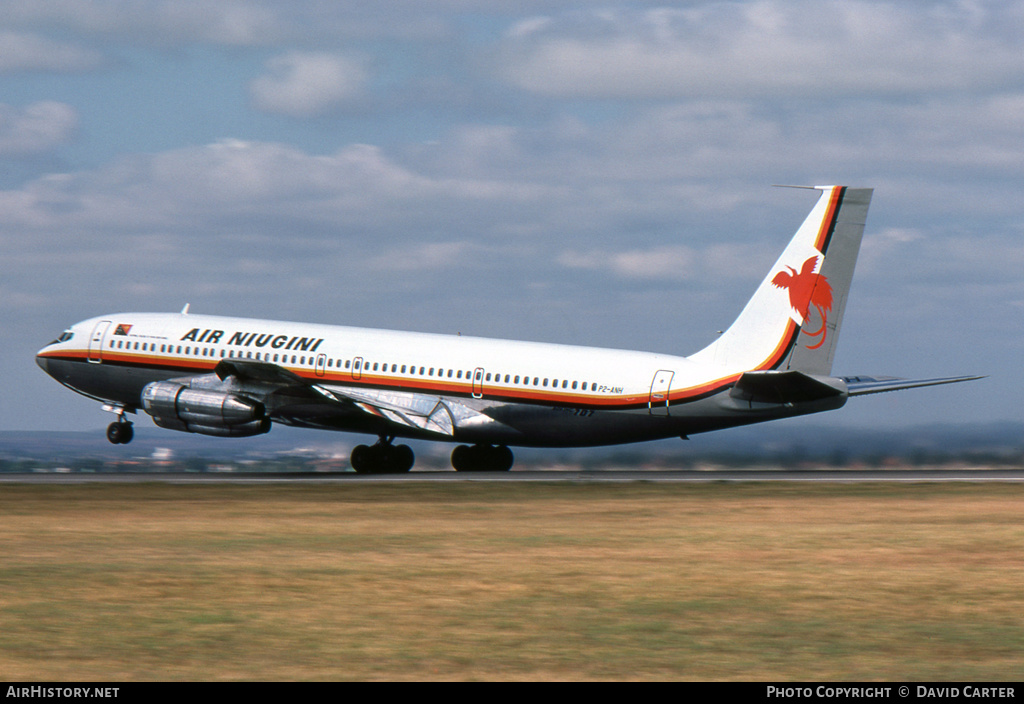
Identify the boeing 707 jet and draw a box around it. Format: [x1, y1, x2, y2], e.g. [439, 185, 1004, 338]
[36, 186, 980, 472]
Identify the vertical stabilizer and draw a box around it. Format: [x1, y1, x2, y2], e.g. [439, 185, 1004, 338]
[690, 186, 872, 375]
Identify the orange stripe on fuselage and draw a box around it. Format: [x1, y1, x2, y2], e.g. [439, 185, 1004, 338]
[38, 349, 648, 410]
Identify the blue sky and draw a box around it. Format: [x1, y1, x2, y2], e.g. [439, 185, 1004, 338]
[2, 1, 1021, 436]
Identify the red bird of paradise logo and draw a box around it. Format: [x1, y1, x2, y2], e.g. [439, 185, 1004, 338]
[771, 255, 833, 350]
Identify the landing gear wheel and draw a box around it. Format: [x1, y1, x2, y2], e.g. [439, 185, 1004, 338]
[350, 444, 372, 473]
[451, 444, 514, 472]
[350, 440, 415, 474]
[106, 421, 134, 445]
[391, 444, 415, 473]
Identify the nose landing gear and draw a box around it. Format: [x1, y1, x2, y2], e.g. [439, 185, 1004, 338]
[106, 420, 134, 445]
[105, 405, 134, 445]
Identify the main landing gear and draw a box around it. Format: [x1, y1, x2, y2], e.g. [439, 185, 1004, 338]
[350, 437, 415, 474]
[451, 444, 514, 472]
[349, 440, 516, 473]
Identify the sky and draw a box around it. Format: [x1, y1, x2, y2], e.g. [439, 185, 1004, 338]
[1, 0, 1021, 437]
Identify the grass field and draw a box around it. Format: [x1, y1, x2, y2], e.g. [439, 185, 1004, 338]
[1, 481, 1023, 681]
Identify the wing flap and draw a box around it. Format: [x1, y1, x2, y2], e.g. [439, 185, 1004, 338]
[324, 387, 498, 437]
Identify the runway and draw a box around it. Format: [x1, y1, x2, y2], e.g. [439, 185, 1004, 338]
[3, 468, 1024, 484]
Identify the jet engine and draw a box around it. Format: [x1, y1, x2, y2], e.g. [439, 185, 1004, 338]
[141, 381, 271, 437]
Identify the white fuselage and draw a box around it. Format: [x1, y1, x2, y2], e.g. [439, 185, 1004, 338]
[36, 310, 841, 447]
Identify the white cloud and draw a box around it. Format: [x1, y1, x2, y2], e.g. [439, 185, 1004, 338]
[557, 242, 778, 282]
[367, 241, 481, 272]
[0, 31, 103, 73]
[501, 1, 1024, 99]
[559, 245, 695, 280]
[0, 102, 78, 155]
[250, 52, 370, 116]
[0, 1, 282, 47]
[0, 1, 452, 45]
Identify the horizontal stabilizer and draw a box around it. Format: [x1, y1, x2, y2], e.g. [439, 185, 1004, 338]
[843, 375, 985, 396]
[731, 370, 845, 404]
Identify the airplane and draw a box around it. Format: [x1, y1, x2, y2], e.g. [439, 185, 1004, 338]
[36, 185, 981, 473]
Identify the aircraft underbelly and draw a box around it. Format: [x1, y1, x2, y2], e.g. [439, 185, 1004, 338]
[39, 358, 847, 448]
[38, 358, 178, 407]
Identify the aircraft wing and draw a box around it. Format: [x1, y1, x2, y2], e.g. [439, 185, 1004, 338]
[212, 358, 495, 437]
[841, 375, 985, 396]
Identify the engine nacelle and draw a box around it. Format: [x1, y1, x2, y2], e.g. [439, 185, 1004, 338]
[141, 381, 270, 437]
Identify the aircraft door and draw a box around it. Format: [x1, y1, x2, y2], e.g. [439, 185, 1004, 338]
[88, 320, 111, 363]
[352, 356, 363, 380]
[649, 370, 674, 415]
[472, 367, 485, 399]
[315, 354, 327, 377]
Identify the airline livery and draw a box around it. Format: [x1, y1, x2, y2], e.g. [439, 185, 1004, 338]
[36, 186, 980, 472]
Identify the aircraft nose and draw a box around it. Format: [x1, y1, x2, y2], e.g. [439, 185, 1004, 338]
[36, 351, 51, 374]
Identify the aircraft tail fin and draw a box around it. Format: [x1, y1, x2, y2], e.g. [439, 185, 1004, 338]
[691, 186, 873, 376]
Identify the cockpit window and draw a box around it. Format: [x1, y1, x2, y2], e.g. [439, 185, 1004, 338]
[50, 330, 74, 344]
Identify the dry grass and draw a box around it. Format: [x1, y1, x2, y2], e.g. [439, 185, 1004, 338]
[1, 481, 1023, 680]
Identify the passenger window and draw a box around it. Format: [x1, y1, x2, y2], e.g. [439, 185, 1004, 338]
[572, 381, 578, 390]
